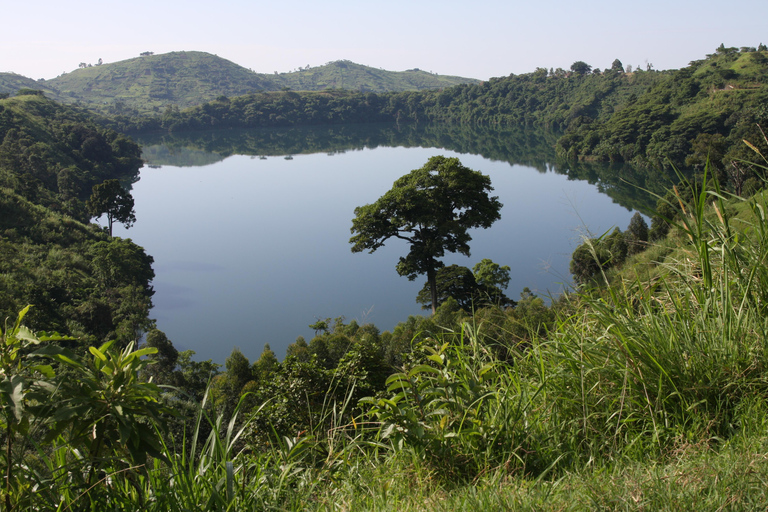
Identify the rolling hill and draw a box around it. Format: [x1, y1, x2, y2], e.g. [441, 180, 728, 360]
[1, 51, 479, 114]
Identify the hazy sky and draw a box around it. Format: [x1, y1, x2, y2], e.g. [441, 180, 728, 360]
[3, 0, 767, 81]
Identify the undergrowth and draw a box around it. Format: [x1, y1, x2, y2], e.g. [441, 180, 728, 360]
[5, 148, 768, 509]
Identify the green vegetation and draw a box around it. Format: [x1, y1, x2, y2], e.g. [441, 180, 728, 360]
[0, 93, 142, 221]
[86, 178, 136, 236]
[2, 52, 479, 116]
[270, 60, 480, 93]
[2, 43, 768, 509]
[0, 92, 153, 347]
[0, 73, 60, 100]
[415, 259, 515, 311]
[106, 45, 766, 196]
[350, 156, 503, 314]
[556, 48, 768, 175]
[8, 155, 768, 508]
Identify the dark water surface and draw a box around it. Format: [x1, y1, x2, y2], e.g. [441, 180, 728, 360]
[113, 125, 660, 363]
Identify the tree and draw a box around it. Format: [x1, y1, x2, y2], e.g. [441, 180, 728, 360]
[611, 59, 624, 73]
[252, 343, 279, 382]
[472, 258, 514, 307]
[86, 179, 136, 236]
[142, 329, 178, 384]
[570, 228, 628, 285]
[570, 61, 592, 76]
[416, 264, 478, 311]
[350, 156, 502, 313]
[626, 212, 649, 256]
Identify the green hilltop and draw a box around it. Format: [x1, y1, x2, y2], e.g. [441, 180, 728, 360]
[268, 60, 479, 93]
[0, 72, 61, 100]
[1, 51, 479, 115]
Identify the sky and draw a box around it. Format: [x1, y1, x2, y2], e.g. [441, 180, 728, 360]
[2, 0, 768, 81]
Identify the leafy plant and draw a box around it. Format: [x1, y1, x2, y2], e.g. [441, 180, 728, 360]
[361, 325, 542, 478]
[40, 340, 172, 485]
[0, 305, 69, 510]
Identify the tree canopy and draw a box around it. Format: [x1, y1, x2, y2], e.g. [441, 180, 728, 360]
[415, 260, 515, 311]
[350, 156, 502, 313]
[86, 179, 136, 236]
[570, 61, 592, 75]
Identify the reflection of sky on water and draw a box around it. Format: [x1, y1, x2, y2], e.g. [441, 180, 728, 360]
[151, 281, 197, 310]
[155, 261, 226, 273]
[113, 146, 639, 364]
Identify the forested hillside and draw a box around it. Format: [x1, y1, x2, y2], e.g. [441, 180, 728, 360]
[557, 45, 768, 172]
[0, 92, 154, 345]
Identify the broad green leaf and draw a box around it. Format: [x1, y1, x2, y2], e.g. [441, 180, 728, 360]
[15, 325, 40, 344]
[89, 346, 107, 362]
[408, 364, 440, 378]
[30, 364, 55, 379]
[131, 347, 158, 359]
[427, 354, 444, 365]
[32, 346, 84, 369]
[385, 373, 408, 385]
[12, 305, 31, 332]
[98, 339, 116, 353]
[38, 332, 77, 343]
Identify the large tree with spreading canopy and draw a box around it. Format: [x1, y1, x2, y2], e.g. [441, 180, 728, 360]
[86, 179, 136, 236]
[350, 156, 502, 313]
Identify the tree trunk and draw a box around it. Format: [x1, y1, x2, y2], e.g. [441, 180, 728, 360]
[427, 267, 437, 315]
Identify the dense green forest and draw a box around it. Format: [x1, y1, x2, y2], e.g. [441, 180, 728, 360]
[0, 92, 154, 345]
[3, 45, 768, 509]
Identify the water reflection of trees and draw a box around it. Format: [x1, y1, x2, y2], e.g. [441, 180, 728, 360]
[136, 123, 679, 212]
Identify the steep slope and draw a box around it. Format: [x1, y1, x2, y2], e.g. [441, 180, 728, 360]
[0, 93, 154, 346]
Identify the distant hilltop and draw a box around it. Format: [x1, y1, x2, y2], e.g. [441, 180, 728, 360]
[0, 51, 480, 114]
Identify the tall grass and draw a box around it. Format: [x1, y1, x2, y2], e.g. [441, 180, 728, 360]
[541, 163, 768, 465]
[10, 152, 768, 509]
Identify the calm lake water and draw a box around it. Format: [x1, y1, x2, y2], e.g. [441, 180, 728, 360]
[113, 126, 649, 363]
